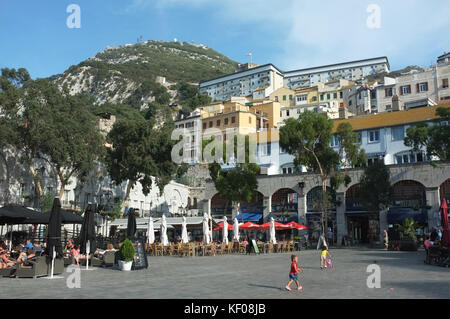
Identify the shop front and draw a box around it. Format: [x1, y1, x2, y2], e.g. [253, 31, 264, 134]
[346, 212, 380, 245]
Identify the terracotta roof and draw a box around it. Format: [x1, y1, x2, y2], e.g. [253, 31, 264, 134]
[332, 103, 450, 132]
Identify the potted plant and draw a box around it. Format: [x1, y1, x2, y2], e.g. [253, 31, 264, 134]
[118, 238, 135, 271]
[397, 218, 419, 251]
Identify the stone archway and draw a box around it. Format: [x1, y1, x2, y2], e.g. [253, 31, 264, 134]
[392, 180, 426, 209]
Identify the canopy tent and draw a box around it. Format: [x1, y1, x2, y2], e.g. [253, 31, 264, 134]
[233, 217, 239, 241]
[0, 204, 83, 225]
[146, 216, 155, 244]
[222, 217, 229, 245]
[181, 216, 189, 244]
[161, 215, 169, 246]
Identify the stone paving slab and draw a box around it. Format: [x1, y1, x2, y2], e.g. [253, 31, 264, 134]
[0, 248, 448, 299]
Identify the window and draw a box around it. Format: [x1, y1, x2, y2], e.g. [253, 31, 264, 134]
[400, 85, 411, 95]
[330, 134, 340, 147]
[209, 121, 213, 128]
[327, 93, 331, 100]
[224, 118, 228, 125]
[249, 116, 252, 124]
[386, 104, 392, 110]
[368, 130, 380, 143]
[191, 135, 195, 143]
[203, 123, 206, 130]
[333, 92, 337, 99]
[355, 132, 362, 144]
[216, 119, 221, 126]
[231, 116, 236, 124]
[443, 78, 449, 89]
[283, 95, 286, 101]
[417, 82, 428, 92]
[391, 126, 404, 141]
[274, 96, 278, 102]
[286, 110, 290, 117]
[297, 94, 307, 102]
[297, 108, 301, 114]
[312, 96, 317, 102]
[320, 94, 324, 101]
[385, 88, 393, 97]
[395, 151, 427, 164]
[289, 95, 293, 101]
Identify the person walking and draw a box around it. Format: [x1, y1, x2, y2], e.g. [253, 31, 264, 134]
[285, 255, 303, 291]
[320, 245, 332, 270]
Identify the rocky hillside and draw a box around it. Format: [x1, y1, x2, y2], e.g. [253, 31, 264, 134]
[51, 40, 239, 108]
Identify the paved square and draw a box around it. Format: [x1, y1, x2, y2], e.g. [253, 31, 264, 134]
[1, 248, 448, 299]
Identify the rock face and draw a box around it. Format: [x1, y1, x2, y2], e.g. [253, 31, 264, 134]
[51, 40, 239, 107]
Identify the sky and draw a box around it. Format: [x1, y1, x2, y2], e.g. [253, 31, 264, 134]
[1, 0, 450, 79]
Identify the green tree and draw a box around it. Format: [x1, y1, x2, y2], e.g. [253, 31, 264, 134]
[404, 107, 450, 162]
[105, 114, 177, 213]
[19, 79, 105, 200]
[203, 135, 259, 215]
[359, 161, 393, 213]
[398, 217, 420, 240]
[280, 112, 365, 234]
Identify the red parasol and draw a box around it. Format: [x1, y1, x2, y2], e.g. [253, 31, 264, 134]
[213, 221, 233, 231]
[239, 222, 262, 230]
[440, 198, 450, 247]
[261, 221, 291, 230]
[285, 221, 308, 230]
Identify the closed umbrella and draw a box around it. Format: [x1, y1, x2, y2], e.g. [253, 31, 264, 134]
[147, 216, 155, 245]
[222, 216, 229, 245]
[79, 203, 97, 256]
[202, 213, 211, 244]
[269, 217, 277, 244]
[440, 198, 450, 247]
[126, 208, 137, 239]
[44, 198, 63, 279]
[161, 215, 169, 246]
[181, 216, 189, 244]
[233, 217, 240, 241]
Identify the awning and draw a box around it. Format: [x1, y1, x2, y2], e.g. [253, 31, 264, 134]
[387, 207, 428, 224]
[236, 213, 262, 222]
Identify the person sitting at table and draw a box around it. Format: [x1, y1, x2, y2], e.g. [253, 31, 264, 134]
[24, 239, 34, 249]
[71, 245, 82, 266]
[0, 248, 16, 268]
[65, 239, 74, 251]
[16, 248, 36, 264]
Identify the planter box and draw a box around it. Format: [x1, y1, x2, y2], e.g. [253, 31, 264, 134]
[118, 260, 133, 271]
[399, 239, 418, 251]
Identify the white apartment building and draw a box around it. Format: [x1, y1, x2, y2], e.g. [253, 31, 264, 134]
[199, 64, 284, 101]
[344, 62, 450, 116]
[284, 57, 390, 89]
[174, 110, 203, 164]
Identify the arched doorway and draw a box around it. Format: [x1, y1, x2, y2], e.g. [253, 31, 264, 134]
[306, 186, 337, 245]
[239, 191, 264, 223]
[392, 180, 426, 209]
[345, 183, 379, 245]
[270, 188, 298, 223]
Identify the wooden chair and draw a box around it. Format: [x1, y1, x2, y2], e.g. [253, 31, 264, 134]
[172, 242, 182, 256]
[282, 242, 288, 253]
[267, 242, 274, 253]
[216, 243, 226, 255]
[239, 243, 247, 254]
[182, 243, 195, 257]
[205, 244, 214, 256]
[154, 244, 163, 256]
[288, 241, 295, 252]
[227, 242, 233, 254]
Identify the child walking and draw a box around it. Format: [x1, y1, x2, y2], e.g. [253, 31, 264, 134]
[320, 245, 332, 270]
[285, 255, 303, 291]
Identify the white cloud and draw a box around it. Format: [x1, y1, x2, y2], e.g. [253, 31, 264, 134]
[126, 0, 450, 70]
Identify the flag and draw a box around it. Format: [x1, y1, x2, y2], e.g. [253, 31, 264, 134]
[246, 53, 252, 56]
